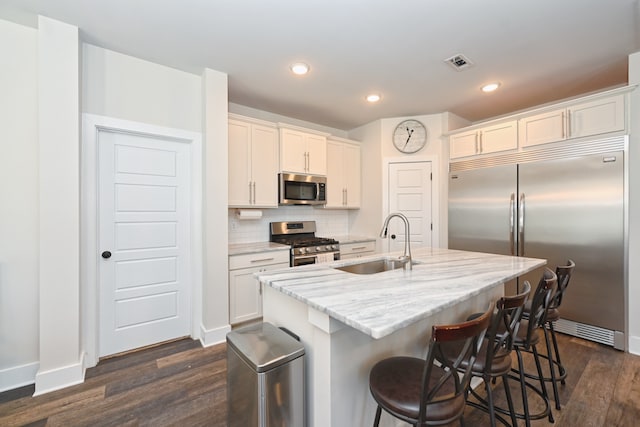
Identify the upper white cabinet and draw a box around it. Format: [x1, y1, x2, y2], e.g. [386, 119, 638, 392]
[229, 116, 279, 208]
[569, 94, 625, 138]
[280, 126, 328, 175]
[326, 138, 361, 209]
[450, 120, 518, 159]
[519, 94, 625, 148]
[518, 109, 566, 147]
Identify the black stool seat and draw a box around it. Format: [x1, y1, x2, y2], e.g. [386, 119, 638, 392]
[369, 356, 465, 423]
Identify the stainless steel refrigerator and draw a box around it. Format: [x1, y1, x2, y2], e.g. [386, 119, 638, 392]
[448, 136, 626, 349]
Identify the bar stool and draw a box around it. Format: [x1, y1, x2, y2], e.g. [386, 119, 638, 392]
[524, 260, 575, 410]
[509, 268, 557, 427]
[368, 303, 493, 426]
[455, 281, 532, 427]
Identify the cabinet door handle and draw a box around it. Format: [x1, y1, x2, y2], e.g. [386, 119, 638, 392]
[351, 246, 366, 251]
[566, 110, 571, 138]
[251, 257, 275, 263]
[478, 132, 483, 153]
[248, 182, 252, 204]
[252, 181, 256, 204]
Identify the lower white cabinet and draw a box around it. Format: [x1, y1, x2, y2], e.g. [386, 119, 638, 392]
[229, 250, 289, 325]
[340, 241, 376, 260]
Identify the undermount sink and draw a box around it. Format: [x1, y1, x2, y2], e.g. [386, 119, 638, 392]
[333, 257, 419, 275]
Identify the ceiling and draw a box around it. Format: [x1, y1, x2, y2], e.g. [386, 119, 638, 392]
[2, 0, 639, 130]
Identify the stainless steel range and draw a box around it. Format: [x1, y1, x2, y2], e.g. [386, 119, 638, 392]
[269, 221, 340, 267]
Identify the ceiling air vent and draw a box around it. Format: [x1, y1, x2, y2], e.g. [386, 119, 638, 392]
[445, 54, 474, 71]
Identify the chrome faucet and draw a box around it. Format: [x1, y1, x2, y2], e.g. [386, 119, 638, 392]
[379, 212, 412, 270]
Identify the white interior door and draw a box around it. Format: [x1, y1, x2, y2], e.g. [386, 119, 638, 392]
[387, 161, 433, 252]
[98, 130, 191, 357]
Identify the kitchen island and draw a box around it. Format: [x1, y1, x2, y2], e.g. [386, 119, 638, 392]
[255, 247, 545, 427]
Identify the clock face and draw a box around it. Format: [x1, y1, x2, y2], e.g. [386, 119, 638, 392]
[393, 120, 427, 153]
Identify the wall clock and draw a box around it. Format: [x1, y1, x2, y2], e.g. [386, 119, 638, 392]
[392, 119, 427, 154]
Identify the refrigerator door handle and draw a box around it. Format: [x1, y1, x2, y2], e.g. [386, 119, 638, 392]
[518, 193, 525, 256]
[509, 193, 516, 255]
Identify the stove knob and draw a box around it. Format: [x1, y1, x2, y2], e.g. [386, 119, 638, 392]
[302, 247, 309, 254]
[316, 246, 321, 252]
[325, 245, 332, 251]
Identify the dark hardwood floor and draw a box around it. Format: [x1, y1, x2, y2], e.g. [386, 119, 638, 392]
[1, 332, 639, 426]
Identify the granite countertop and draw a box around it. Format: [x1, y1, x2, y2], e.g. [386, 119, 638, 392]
[255, 247, 546, 339]
[228, 241, 289, 256]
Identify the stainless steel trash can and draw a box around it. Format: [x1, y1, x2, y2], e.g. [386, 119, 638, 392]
[227, 322, 305, 427]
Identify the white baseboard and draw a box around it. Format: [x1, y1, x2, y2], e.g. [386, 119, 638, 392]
[0, 361, 39, 392]
[33, 354, 85, 396]
[200, 323, 231, 347]
[628, 335, 640, 355]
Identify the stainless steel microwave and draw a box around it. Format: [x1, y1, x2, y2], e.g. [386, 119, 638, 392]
[279, 173, 327, 205]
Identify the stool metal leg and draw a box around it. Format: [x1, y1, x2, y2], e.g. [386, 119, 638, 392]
[543, 325, 562, 409]
[549, 322, 566, 385]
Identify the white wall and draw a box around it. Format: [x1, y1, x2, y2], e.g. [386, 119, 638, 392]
[627, 52, 640, 355]
[0, 18, 39, 392]
[83, 44, 202, 132]
[202, 69, 231, 345]
[35, 16, 83, 395]
[348, 114, 450, 249]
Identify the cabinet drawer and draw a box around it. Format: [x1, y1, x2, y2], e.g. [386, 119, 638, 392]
[229, 250, 289, 270]
[340, 241, 376, 258]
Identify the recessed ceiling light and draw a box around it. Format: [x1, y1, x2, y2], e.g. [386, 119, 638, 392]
[290, 62, 310, 75]
[366, 94, 381, 103]
[482, 82, 501, 93]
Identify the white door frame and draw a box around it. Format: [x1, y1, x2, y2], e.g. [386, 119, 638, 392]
[81, 113, 203, 368]
[382, 156, 440, 250]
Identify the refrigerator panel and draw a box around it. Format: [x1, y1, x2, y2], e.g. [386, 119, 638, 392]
[518, 151, 624, 332]
[448, 164, 517, 256]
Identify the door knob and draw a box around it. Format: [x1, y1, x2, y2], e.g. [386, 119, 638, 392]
[101, 251, 112, 259]
[390, 234, 396, 240]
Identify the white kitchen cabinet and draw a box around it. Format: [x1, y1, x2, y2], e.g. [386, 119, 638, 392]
[229, 249, 289, 325]
[569, 94, 625, 139]
[228, 116, 279, 207]
[449, 120, 517, 159]
[280, 126, 328, 175]
[518, 108, 566, 147]
[519, 94, 625, 148]
[340, 240, 375, 260]
[326, 138, 361, 209]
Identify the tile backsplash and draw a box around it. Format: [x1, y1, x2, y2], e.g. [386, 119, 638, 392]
[228, 207, 350, 243]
